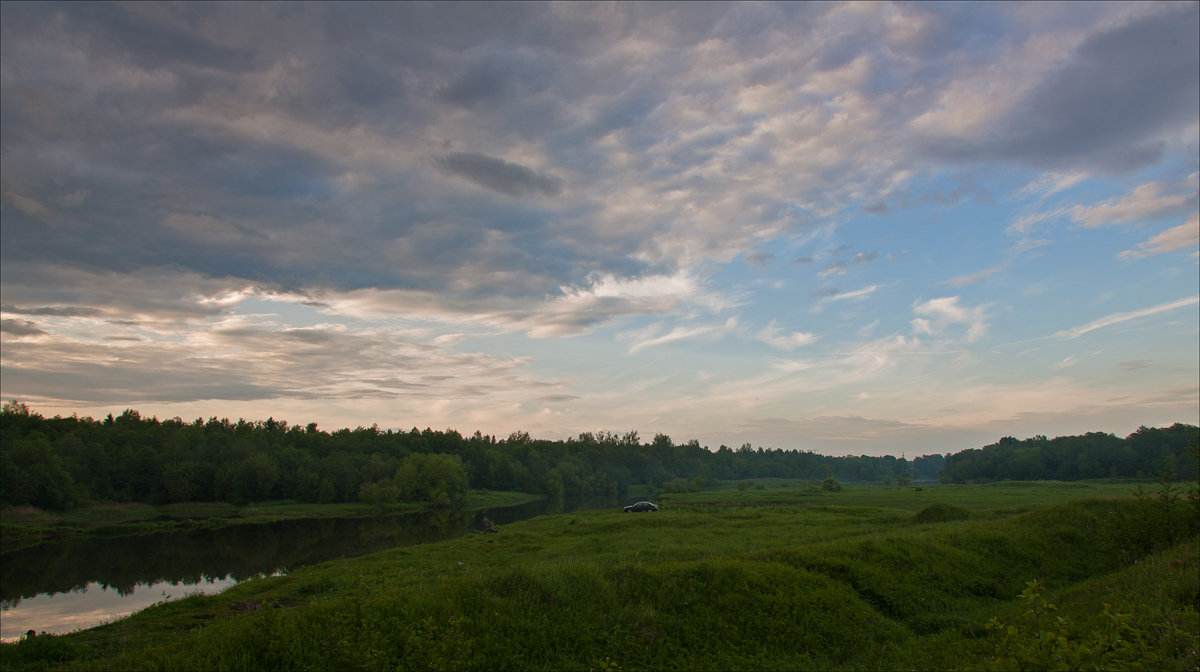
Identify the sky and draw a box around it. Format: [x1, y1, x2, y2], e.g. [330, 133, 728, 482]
[1, 1, 1197, 458]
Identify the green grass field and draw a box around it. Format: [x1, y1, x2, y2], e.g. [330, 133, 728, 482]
[3, 481, 1196, 671]
[660, 478, 1140, 515]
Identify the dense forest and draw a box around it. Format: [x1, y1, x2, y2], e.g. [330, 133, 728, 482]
[1, 401, 1195, 511]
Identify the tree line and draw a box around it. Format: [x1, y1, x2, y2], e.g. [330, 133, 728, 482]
[1, 401, 1194, 511]
[940, 425, 1198, 484]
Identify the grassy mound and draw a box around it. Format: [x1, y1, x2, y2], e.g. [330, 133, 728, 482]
[912, 501, 971, 523]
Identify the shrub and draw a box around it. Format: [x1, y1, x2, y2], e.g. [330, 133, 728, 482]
[662, 477, 701, 494]
[913, 502, 971, 524]
[985, 579, 1198, 671]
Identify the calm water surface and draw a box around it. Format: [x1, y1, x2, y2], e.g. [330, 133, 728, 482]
[1, 499, 559, 641]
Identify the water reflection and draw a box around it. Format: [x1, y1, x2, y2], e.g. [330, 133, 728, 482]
[0, 498, 568, 642]
[0, 576, 244, 642]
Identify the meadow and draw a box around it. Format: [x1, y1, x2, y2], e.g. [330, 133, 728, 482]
[2, 480, 1196, 671]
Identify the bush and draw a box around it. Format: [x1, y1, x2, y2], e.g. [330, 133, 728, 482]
[821, 477, 842, 492]
[985, 579, 1197, 671]
[662, 477, 702, 494]
[913, 502, 971, 524]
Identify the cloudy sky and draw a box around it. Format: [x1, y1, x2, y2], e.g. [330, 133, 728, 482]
[2, 2, 1197, 457]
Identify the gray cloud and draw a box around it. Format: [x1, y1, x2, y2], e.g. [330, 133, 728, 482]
[434, 152, 562, 198]
[931, 4, 1200, 172]
[743, 251, 774, 269]
[0, 315, 564, 406]
[4, 0, 1182, 322]
[1, 305, 103, 318]
[0, 264, 233, 324]
[1, 341, 278, 404]
[0, 2, 1194, 453]
[1, 319, 45, 336]
[1, 1, 1196, 355]
[851, 251, 878, 267]
[66, 3, 257, 72]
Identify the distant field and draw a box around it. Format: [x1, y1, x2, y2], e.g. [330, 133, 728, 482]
[2, 481, 1195, 671]
[661, 478, 1139, 513]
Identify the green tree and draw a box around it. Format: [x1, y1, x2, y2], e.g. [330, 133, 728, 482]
[542, 468, 565, 504]
[394, 453, 467, 508]
[358, 478, 399, 506]
[236, 453, 279, 503]
[3, 433, 80, 510]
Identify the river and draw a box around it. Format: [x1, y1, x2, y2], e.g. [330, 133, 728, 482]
[0, 498, 561, 642]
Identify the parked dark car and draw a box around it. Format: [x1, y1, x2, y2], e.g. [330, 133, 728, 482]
[623, 501, 659, 512]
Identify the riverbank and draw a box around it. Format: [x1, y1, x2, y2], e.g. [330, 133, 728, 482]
[3, 482, 1196, 670]
[0, 490, 543, 552]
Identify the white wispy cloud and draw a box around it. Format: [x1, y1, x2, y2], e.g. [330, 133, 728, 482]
[1054, 296, 1200, 340]
[1008, 208, 1067, 236]
[622, 317, 739, 355]
[1011, 237, 1054, 254]
[943, 267, 1004, 288]
[1018, 171, 1089, 199]
[911, 297, 989, 342]
[292, 271, 735, 339]
[1119, 212, 1200, 259]
[1052, 355, 1078, 370]
[1070, 177, 1198, 228]
[828, 285, 880, 302]
[757, 321, 818, 351]
[811, 284, 880, 314]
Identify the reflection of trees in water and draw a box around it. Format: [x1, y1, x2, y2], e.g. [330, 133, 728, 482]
[0, 498, 601, 605]
[0, 509, 480, 603]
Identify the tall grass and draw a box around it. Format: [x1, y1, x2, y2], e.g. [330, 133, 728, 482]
[3, 483, 1196, 671]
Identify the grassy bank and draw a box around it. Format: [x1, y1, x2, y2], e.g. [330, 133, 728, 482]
[3, 482, 1196, 670]
[0, 491, 543, 552]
